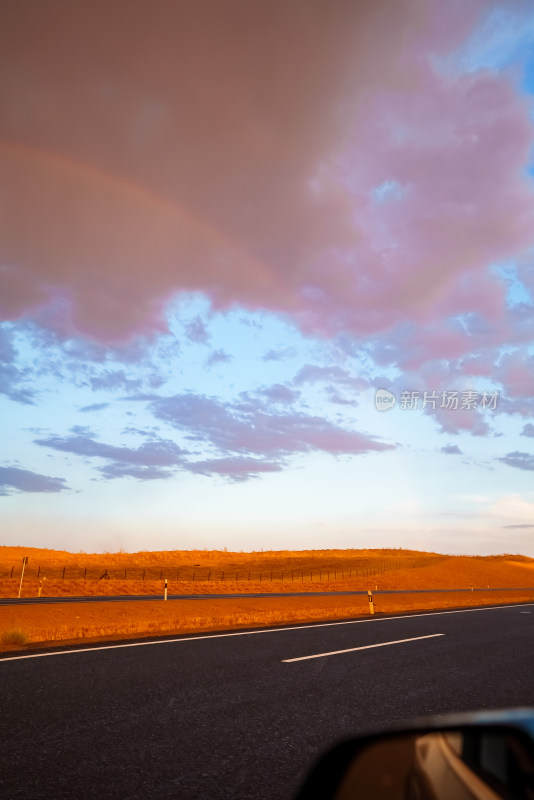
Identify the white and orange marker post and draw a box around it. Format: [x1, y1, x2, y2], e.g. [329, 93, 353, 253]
[368, 589, 374, 615]
[18, 556, 29, 599]
[164, 578, 168, 601]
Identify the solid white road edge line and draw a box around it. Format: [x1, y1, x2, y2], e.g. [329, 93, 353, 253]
[282, 633, 444, 662]
[0, 603, 532, 663]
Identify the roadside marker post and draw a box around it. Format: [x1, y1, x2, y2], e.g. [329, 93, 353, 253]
[164, 578, 168, 601]
[18, 557, 29, 599]
[38, 579, 42, 598]
[368, 589, 374, 615]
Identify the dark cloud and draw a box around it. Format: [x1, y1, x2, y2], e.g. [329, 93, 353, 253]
[325, 388, 357, 406]
[187, 457, 282, 482]
[0, 327, 16, 363]
[79, 402, 110, 413]
[185, 316, 210, 345]
[149, 393, 394, 457]
[0, 363, 35, 404]
[0, 328, 35, 403]
[89, 370, 142, 392]
[259, 384, 300, 405]
[441, 444, 463, 455]
[99, 464, 174, 481]
[69, 425, 96, 437]
[293, 364, 367, 390]
[498, 451, 534, 471]
[35, 435, 187, 468]
[205, 349, 232, 367]
[497, 396, 534, 418]
[502, 524, 534, 529]
[0, 466, 68, 495]
[262, 347, 297, 362]
[521, 423, 534, 437]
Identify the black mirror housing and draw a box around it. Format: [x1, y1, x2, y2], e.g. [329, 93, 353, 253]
[295, 709, 534, 800]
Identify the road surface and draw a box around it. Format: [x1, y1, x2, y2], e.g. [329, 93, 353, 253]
[1, 586, 533, 606]
[1, 602, 534, 799]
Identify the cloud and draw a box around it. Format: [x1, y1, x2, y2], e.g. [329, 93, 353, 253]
[185, 316, 210, 345]
[497, 451, 534, 471]
[487, 493, 534, 525]
[502, 523, 534, 529]
[259, 384, 301, 405]
[205, 349, 232, 367]
[0, 364, 35, 405]
[496, 351, 534, 398]
[0, 327, 16, 363]
[3, 2, 532, 346]
[441, 444, 463, 454]
[325, 388, 358, 406]
[149, 392, 395, 457]
[0, 466, 68, 495]
[187, 457, 282, 482]
[262, 347, 297, 362]
[521, 423, 534, 437]
[69, 425, 95, 437]
[294, 364, 368, 390]
[34, 435, 187, 481]
[79, 402, 110, 413]
[89, 370, 142, 392]
[99, 464, 174, 481]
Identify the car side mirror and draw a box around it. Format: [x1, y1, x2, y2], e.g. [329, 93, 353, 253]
[295, 710, 534, 800]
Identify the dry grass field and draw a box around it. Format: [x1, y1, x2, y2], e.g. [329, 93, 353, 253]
[1, 547, 533, 651]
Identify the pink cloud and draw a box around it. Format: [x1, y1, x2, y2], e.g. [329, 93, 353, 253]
[496, 351, 534, 397]
[3, 2, 531, 344]
[150, 393, 394, 457]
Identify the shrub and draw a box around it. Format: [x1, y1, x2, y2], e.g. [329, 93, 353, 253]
[1, 628, 29, 646]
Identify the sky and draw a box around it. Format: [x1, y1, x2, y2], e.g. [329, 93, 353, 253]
[1, 0, 534, 556]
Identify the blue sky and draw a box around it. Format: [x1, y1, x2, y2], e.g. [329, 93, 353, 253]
[1, 1, 534, 554]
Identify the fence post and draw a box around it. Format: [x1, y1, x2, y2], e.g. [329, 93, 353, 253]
[18, 557, 29, 598]
[37, 565, 40, 579]
[208, 572, 211, 581]
[62, 566, 65, 580]
[84, 568, 87, 580]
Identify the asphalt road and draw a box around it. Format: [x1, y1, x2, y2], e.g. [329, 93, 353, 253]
[1, 602, 534, 800]
[2, 586, 533, 606]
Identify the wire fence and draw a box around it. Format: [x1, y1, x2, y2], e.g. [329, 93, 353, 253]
[0, 558, 444, 583]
